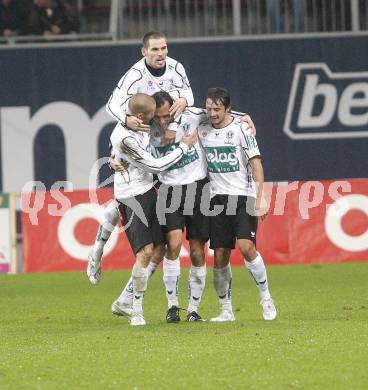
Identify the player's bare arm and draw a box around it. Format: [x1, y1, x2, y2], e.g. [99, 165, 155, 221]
[249, 157, 267, 221]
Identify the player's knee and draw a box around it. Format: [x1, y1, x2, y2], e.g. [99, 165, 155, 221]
[152, 244, 165, 264]
[238, 240, 257, 261]
[214, 248, 230, 268]
[189, 240, 205, 266]
[166, 231, 182, 258]
[137, 244, 154, 264]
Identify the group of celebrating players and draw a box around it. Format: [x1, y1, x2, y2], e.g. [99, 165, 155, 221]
[86, 31, 277, 326]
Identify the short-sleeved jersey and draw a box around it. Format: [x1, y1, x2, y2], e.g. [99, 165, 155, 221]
[150, 107, 207, 186]
[106, 56, 194, 125]
[197, 117, 261, 198]
[110, 123, 189, 200]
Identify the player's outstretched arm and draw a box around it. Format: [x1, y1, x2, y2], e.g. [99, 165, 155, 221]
[119, 133, 196, 173]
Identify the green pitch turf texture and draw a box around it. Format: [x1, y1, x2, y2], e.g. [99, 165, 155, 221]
[1, 263, 367, 390]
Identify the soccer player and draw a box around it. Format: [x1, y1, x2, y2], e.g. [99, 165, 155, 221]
[198, 87, 277, 322]
[87, 31, 194, 282]
[89, 93, 197, 326]
[107, 31, 193, 133]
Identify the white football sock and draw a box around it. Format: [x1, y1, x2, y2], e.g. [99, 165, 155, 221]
[213, 264, 233, 312]
[163, 257, 180, 308]
[117, 261, 158, 305]
[91, 202, 120, 259]
[187, 265, 206, 313]
[132, 265, 148, 314]
[245, 252, 271, 301]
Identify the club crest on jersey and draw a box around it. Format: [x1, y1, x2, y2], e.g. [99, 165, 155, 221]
[226, 130, 234, 140]
[148, 80, 153, 87]
[225, 130, 235, 144]
[182, 123, 190, 133]
[154, 131, 160, 137]
[202, 131, 208, 138]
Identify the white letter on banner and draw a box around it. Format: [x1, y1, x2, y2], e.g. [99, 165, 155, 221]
[0, 103, 114, 192]
[325, 194, 368, 252]
[57, 203, 118, 261]
[338, 83, 368, 126]
[297, 75, 337, 128]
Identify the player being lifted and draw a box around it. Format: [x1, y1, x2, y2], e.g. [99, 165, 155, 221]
[198, 88, 277, 322]
[108, 93, 197, 326]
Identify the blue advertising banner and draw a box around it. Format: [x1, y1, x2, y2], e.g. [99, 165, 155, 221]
[0, 35, 367, 192]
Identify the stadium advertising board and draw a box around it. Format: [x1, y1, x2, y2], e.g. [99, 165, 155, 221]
[21, 179, 368, 273]
[0, 193, 11, 272]
[0, 36, 367, 193]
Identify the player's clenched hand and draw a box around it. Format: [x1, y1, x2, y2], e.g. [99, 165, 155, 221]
[181, 132, 197, 148]
[241, 114, 256, 136]
[126, 115, 151, 132]
[109, 156, 129, 172]
[169, 98, 187, 118]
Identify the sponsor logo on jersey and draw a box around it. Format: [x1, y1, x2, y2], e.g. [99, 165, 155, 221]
[204, 146, 239, 173]
[284, 63, 368, 140]
[155, 142, 199, 170]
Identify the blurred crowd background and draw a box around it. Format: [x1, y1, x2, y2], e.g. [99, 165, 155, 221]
[1, 0, 367, 43]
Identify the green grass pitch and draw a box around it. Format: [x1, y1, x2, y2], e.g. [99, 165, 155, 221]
[0, 262, 367, 389]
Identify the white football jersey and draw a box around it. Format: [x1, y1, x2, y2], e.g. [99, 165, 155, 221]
[150, 108, 207, 186]
[106, 56, 193, 125]
[110, 123, 189, 200]
[197, 117, 261, 198]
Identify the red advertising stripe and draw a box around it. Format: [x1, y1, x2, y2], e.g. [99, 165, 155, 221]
[22, 189, 135, 272]
[21, 180, 368, 273]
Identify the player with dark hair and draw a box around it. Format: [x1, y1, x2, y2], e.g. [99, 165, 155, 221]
[107, 31, 193, 133]
[198, 87, 277, 322]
